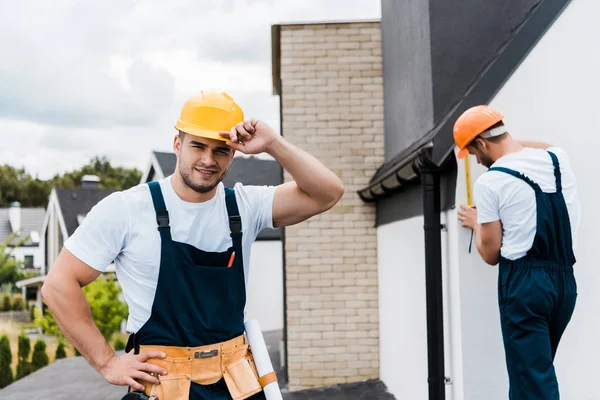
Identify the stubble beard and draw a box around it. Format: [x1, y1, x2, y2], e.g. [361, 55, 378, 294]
[179, 164, 227, 194]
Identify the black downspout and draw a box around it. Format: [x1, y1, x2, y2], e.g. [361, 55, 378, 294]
[279, 78, 289, 385]
[422, 166, 446, 400]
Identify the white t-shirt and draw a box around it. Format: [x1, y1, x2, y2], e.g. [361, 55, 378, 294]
[474, 146, 580, 261]
[64, 176, 277, 333]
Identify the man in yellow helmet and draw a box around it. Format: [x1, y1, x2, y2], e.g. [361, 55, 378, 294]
[41, 90, 345, 399]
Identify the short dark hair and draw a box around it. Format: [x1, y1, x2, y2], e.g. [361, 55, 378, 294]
[178, 131, 187, 142]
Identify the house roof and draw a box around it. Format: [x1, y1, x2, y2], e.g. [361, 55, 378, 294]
[0, 207, 45, 247]
[154, 150, 177, 177]
[358, 0, 572, 202]
[55, 188, 117, 236]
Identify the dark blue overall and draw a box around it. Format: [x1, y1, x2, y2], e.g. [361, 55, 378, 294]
[490, 151, 577, 399]
[126, 181, 266, 399]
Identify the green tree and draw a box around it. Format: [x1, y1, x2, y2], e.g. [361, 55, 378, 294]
[34, 307, 62, 339]
[16, 332, 31, 379]
[0, 165, 50, 207]
[49, 156, 142, 193]
[30, 339, 49, 372]
[35, 273, 128, 344]
[0, 156, 142, 208]
[0, 334, 13, 388]
[113, 337, 126, 351]
[55, 341, 67, 360]
[0, 233, 28, 291]
[82, 273, 128, 342]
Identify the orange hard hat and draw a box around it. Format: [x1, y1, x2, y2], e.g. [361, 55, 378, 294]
[453, 105, 504, 159]
[175, 90, 244, 142]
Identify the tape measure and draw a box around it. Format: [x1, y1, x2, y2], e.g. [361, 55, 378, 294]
[465, 156, 473, 207]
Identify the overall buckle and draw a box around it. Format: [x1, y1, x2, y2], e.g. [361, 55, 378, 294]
[156, 210, 169, 228]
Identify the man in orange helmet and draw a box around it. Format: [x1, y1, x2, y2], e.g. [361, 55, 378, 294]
[41, 90, 345, 399]
[454, 104, 580, 399]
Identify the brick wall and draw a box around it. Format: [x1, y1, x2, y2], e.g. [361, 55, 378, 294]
[278, 21, 384, 390]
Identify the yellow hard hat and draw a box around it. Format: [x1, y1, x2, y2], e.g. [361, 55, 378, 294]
[175, 90, 244, 142]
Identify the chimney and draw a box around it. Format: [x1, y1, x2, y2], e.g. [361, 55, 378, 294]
[8, 201, 21, 233]
[81, 175, 101, 189]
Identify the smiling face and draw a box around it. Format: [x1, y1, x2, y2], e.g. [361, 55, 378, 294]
[174, 132, 234, 193]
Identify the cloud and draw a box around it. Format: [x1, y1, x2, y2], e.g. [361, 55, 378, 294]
[0, 1, 175, 128]
[0, 0, 380, 179]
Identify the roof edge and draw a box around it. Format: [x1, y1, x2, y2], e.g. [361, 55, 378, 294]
[358, 0, 573, 203]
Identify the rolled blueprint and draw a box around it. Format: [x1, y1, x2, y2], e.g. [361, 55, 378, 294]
[244, 319, 283, 400]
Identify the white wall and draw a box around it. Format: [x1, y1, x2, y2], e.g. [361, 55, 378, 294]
[378, 216, 429, 399]
[244, 240, 284, 332]
[454, 157, 510, 400]
[10, 246, 43, 269]
[453, 0, 600, 397]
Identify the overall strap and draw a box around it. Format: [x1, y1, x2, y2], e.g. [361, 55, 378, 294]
[147, 181, 172, 242]
[224, 187, 243, 254]
[488, 166, 542, 192]
[547, 151, 562, 192]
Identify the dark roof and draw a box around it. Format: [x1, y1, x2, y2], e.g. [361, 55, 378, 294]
[153, 152, 283, 240]
[223, 156, 283, 188]
[284, 380, 396, 399]
[154, 150, 177, 177]
[0, 207, 45, 246]
[359, 0, 572, 202]
[55, 187, 117, 236]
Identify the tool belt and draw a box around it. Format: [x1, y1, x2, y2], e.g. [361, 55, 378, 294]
[135, 334, 276, 400]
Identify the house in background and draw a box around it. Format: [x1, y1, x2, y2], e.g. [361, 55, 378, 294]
[0, 202, 45, 272]
[16, 176, 116, 310]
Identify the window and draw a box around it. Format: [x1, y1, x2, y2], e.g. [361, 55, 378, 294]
[24, 255, 34, 268]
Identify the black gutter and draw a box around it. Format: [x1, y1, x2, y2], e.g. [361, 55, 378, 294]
[420, 149, 446, 400]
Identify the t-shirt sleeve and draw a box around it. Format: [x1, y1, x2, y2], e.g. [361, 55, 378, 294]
[63, 191, 129, 272]
[234, 183, 277, 235]
[474, 178, 500, 224]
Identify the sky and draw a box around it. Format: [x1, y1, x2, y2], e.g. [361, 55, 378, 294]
[0, 0, 381, 180]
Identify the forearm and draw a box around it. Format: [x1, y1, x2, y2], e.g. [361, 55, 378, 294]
[267, 136, 344, 206]
[41, 279, 115, 374]
[474, 225, 500, 265]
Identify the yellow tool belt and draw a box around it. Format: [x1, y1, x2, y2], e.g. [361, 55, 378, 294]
[138, 334, 277, 400]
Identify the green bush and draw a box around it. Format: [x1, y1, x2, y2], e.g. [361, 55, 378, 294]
[113, 337, 126, 351]
[0, 334, 13, 388]
[12, 294, 25, 311]
[16, 332, 31, 379]
[30, 339, 49, 372]
[1, 294, 11, 312]
[30, 305, 36, 323]
[55, 342, 67, 359]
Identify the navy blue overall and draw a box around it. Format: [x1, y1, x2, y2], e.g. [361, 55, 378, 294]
[490, 151, 577, 399]
[125, 181, 266, 400]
